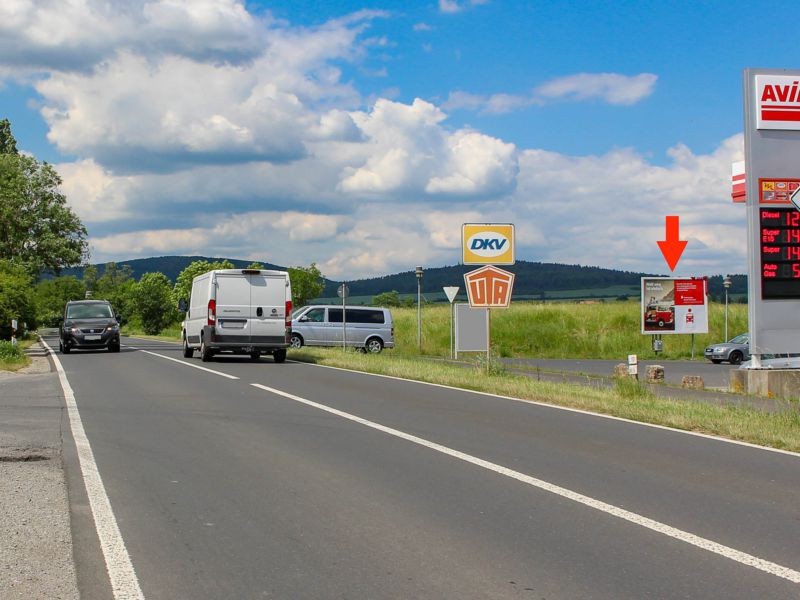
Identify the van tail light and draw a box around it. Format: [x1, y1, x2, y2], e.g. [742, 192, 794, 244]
[208, 299, 216, 326]
[285, 300, 292, 328]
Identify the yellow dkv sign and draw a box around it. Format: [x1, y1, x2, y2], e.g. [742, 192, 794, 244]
[462, 223, 515, 265]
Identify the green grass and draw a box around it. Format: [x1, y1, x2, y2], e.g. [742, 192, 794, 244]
[394, 300, 748, 360]
[0, 339, 32, 371]
[289, 347, 800, 453]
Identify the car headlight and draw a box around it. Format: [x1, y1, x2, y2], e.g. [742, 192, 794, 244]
[106, 324, 119, 331]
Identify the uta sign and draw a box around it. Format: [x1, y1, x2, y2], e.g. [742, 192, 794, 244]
[464, 265, 515, 308]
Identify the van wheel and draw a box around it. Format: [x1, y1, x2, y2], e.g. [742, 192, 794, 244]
[250, 352, 260, 361]
[200, 337, 213, 362]
[61, 342, 70, 354]
[273, 349, 287, 363]
[183, 337, 193, 358]
[365, 337, 383, 354]
[108, 342, 120, 353]
[289, 334, 303, 349]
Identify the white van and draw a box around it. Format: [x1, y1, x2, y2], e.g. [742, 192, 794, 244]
[180, 269, 292, 362]
[290, 305, 394, 353]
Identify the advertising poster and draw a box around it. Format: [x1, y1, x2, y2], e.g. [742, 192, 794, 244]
[641, 277, 708, 335]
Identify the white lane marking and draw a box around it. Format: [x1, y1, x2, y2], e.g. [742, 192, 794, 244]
[251, 382, 800, 584]
[139, 350, 239, 380]
[291, 361, 800, 458]
[41, 339, 146, 600]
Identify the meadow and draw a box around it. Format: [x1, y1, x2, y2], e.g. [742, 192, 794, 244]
[392, 300, 749, 360]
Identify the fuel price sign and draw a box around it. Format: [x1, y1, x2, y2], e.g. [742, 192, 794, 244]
[758, 178, 800, 299]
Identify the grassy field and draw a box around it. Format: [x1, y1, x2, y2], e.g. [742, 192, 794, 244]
[393, 300, 748, 360]
[0, 338, 33, 371]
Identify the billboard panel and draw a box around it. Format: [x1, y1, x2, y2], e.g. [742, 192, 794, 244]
[641, 277, 708, 335]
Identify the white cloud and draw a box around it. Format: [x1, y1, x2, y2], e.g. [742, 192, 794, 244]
[535, 72, 658, 105]
[2, 3, 749, 281]
[443, 72, 657, 115]
[439, 0, 490, 14]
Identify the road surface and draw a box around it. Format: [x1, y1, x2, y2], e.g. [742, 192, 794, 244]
[43, 335, 800, 599]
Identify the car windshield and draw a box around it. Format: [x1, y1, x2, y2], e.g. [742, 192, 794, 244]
[729, 334, 749, 344]
[67, 304, 113, 319]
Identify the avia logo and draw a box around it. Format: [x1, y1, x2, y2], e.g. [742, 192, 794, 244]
[467, 232, 510, 257]
[756, 75, 800, 128]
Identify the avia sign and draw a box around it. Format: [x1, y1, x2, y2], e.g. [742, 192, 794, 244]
[464, 265, 515, 308]
[462, 223, 515, 265]
[756, 75, 800, 130]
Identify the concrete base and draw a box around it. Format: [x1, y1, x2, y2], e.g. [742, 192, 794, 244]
[730, 368, 800, 399]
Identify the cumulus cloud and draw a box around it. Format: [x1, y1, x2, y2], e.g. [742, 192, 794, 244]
[3, 3, 747, 280]
[0, 0, 265, 73]
[339, 99, 518, 198]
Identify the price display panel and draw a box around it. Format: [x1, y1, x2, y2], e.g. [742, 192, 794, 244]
[760, 207, 800, 298]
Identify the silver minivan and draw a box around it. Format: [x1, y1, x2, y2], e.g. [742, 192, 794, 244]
[290, 305, 394, 353]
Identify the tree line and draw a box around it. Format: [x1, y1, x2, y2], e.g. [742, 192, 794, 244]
[0, 118, 325, 338]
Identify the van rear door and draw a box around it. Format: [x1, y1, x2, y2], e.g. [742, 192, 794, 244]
[215, 271, 287, 346]
[249, 273, 288, 344]
[215, 273, 252, 341]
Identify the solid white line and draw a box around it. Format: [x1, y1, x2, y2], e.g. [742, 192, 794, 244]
[41, 339, 146, 600]
[251, 381, 800, 584]
[289, 360, 800, 458]
[138, 350, 239, 380]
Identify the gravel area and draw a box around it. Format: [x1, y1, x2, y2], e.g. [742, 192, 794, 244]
[0, 343, 80, 599]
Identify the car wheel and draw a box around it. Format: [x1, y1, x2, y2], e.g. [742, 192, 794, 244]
[182, 337, 193, 358]
[365, 337, 383, 354]
[289, 334, 303, 349]
[711, 359, 722, 364]
[61, 341, 70, 354]
[273, 349, 287, 363]
[729, 351, 743, 365]
[200, 336, 213, 362]
[108, 342, 120, 353]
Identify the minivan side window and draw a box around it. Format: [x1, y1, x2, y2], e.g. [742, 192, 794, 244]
[328, 309, 384, 324]
[304, 308, 325, 322]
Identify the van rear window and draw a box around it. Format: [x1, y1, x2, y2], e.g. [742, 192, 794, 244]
[328, 309, 385, 324]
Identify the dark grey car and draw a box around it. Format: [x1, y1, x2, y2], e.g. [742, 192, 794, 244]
[703, 333, 749, 365]
[60, 300, 121, 353]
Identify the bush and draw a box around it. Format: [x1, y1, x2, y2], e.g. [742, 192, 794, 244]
[0, 340, 25, 363]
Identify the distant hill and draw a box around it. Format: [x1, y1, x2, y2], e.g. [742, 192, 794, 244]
[50, 255, 748, 302]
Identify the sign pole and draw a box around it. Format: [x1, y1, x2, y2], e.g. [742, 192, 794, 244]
[486, 308, 491, 366]
[451, 301, 455, 359]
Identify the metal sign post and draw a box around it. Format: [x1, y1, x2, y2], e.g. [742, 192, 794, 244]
[337, 284, 349, 351]
[443, 286, 459, 359]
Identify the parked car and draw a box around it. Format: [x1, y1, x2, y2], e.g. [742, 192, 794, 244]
[704, 333, 749, 365]
[179, 269, 292, 362]
[60, 300, 121, 353]
[290, 305, 394, 353]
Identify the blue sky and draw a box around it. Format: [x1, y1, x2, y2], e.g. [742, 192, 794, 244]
[1, 0, 798, 279]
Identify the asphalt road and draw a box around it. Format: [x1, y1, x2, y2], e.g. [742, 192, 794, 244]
[44, 334, 800, 599]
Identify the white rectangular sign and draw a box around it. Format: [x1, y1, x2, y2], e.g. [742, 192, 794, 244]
[755, 74, 800, 130]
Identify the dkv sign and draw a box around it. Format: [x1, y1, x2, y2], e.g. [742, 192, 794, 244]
[462, 223, 515, 265]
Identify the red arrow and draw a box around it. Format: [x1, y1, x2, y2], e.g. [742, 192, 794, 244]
[657, 215, 687, 272]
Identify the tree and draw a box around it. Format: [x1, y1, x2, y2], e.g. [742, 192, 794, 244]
[82, 264, 99, 294]
[0, 120, 88, 274]
[373, 290, 409, 307]
[173, 259, 235, 304]
[132, 272, 179, 335]
[35, 276, 86, 327]
[0, 260, 36, 338]
[288, 263, 324, 308]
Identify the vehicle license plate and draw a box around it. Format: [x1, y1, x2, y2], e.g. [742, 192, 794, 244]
[84, 335, 101, 341]
[221, 321, 245, 328]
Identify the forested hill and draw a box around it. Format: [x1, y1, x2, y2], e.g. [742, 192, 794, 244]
[55, 256, 747, 300]
[327, 262, 654, 298]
